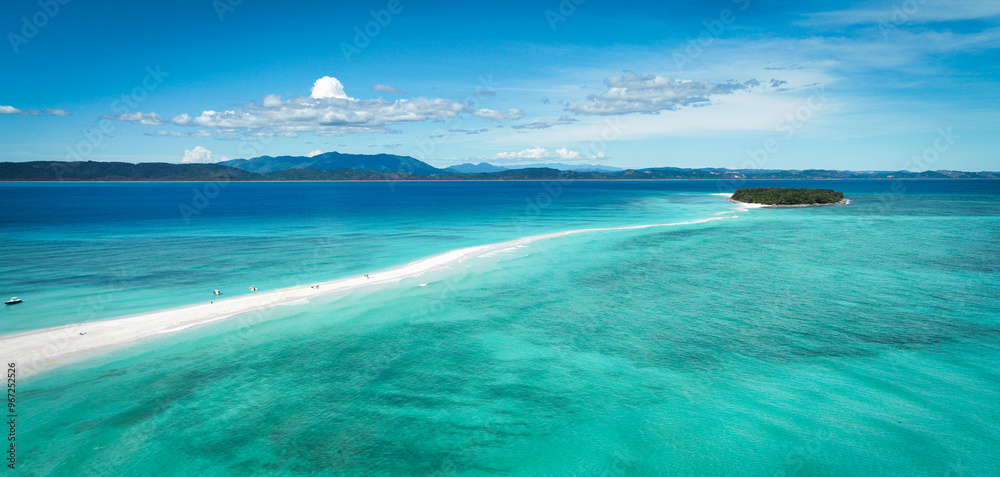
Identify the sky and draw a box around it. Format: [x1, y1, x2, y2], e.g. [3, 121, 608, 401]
[2, 0, 998, 171]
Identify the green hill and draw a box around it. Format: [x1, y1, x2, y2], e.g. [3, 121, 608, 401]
[0, 161, 259, 181]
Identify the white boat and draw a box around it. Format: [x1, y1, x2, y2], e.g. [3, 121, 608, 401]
[5, 297, 22, 305]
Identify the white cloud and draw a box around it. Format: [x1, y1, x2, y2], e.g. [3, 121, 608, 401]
[146, 130, 213, 137]
[373, 84, 407, 95]
[172, 113, 192, 125]
[103, 112, 164, 125]
[311, 76, 351, 100]
[491, 146, 600, 163]
[263, 94, 283, 107]
[0, 105, 71, 116]
[567, 74, 760, 115]
[138, 77, 469, 139]
[554, 147, 581, 160]
[177, 95, 465, 136]
[803, 1, 1000, 26]
[147, 131, 188, 137]
[306, 149, 324, 157]
[472, 108, 525, 122]
[181, 146, 214, 163]
[495, 146, 550, 160]
[513, 115, 577, 129]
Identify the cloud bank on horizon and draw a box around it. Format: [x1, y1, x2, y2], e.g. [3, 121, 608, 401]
[1, 0, 998, 171]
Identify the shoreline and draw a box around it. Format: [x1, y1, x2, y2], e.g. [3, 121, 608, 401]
[728, 198, 850, 208]
[2, 211, 741, 377]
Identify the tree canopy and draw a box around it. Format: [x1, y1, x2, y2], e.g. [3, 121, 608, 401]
[731, 187, 844, 205]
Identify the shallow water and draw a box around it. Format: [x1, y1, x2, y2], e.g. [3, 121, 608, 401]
[4, 180, 1000, 475]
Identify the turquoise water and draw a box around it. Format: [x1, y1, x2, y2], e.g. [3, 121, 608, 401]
[4, 180, 1000, 475]
[1, 181, 717, 334]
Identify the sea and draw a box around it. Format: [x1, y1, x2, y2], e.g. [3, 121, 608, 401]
[1, 180, 998, 476]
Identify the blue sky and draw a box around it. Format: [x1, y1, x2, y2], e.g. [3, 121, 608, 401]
[2, 0, 998, 171]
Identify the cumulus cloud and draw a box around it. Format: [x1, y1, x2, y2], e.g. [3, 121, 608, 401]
[157, 76, 467, 138]
[473, 108, 526, 122]
[491, 146, 601, 163]
[0, 105, 72, 116]
[311, 76, 351, 100]
[139, 77, 472, 139]
[567, 74, 760, 115]
[373, 84, 407, 95]
[513, 115, 577, 129]
[103, 112, 164, 125]
[306, 149, 324, 157]
[181, 146, 214, 163]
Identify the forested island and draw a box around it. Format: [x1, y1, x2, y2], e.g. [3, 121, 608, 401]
[731, 187, 847, 206]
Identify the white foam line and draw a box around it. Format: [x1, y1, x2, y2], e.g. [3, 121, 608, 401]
[1, 209, 740, 377]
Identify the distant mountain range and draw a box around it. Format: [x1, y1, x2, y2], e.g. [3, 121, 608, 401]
[219, 151, 451, 175]
[1, 152, 998, 182]
[219, 154, 622, 175]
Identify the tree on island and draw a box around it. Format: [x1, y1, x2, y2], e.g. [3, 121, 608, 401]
[731, 187, 844, 205]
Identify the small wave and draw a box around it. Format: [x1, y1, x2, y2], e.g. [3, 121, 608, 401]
[277, 298, 310, 307]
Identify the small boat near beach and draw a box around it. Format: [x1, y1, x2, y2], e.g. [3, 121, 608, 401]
[5, 297, 22, 305]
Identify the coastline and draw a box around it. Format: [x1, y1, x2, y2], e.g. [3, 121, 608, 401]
[2, 210, 741, 377]
[728, 198, 850, 208]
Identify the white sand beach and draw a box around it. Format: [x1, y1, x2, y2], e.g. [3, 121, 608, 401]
[2, 212, 741, 377]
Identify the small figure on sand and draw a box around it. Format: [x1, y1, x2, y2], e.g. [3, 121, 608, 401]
[364, 274, 370, 279]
